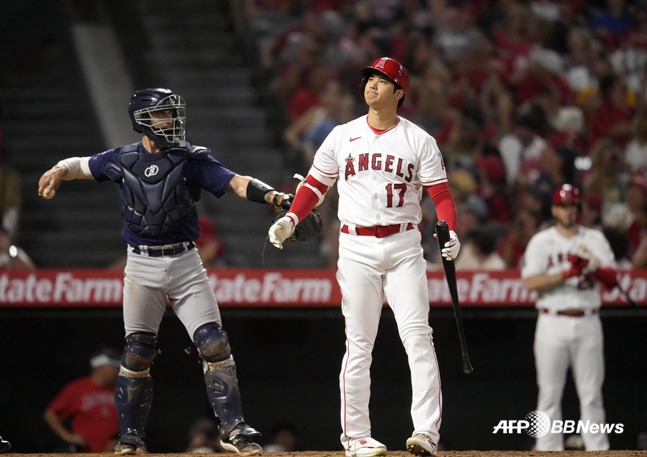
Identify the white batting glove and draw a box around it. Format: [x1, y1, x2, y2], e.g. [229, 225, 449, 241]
[573, 244, 600, 274]
[441, 230, 461, 261]
[268, 215, 296, 249]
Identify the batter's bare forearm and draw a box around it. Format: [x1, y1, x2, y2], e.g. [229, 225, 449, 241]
[523, 272, 565, 292]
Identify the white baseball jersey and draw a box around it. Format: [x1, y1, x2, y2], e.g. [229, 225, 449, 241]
[308, 115, 447, 226]
[521, 225, 616, 310]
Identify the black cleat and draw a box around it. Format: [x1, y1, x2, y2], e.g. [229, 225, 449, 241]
[221, 433, 262, 455]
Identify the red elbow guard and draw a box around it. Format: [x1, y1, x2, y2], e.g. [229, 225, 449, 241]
[289, 175, 328, 222]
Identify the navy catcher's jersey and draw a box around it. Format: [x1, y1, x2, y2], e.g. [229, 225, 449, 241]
[88, 142, 234, 246]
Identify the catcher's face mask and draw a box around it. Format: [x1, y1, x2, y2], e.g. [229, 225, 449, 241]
[132, 96, 186, 146]
[129, 88, 186, 147]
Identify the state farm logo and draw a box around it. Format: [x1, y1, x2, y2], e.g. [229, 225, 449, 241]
[0, 271, 335, 305]
[493, 410, 624, 437]
[144, 165, 159, 177]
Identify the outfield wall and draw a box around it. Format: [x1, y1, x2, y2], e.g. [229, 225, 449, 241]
[0, 270, 645, 452]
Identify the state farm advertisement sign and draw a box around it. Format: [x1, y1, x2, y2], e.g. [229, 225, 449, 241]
[0, 269, 645, 308]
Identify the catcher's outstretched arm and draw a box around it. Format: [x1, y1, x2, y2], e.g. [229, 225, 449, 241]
[38, 157, 93, 199]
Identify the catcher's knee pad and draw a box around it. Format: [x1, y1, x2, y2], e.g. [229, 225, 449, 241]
[122, 332, 158, 372]
[193, 322, 231, 362]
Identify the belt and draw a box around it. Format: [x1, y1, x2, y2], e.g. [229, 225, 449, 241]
[131, 241, 195, 257]
[340, 223, 415, 238]
[540, 308, 598, 317]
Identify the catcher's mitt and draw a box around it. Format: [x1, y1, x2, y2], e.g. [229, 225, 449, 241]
[273, 209, 323, 242]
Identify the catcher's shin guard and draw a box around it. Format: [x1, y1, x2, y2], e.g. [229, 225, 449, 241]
[204, 356, 254, 438]
[114, 368, 153, 442]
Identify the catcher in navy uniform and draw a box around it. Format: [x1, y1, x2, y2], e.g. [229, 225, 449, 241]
[38, 88, 292, 455]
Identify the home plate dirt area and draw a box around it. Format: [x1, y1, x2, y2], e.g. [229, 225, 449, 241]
[3, 451, 646, 457]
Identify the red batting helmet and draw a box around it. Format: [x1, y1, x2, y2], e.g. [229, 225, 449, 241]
[361, 57, 409, 93]
[552, 184, 581, 205]
[360, 57, 409, 107]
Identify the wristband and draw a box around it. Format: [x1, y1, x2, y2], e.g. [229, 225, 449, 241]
[246, 178, 274, 204]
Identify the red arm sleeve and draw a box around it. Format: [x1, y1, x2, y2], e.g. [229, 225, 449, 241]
[288, 175, 330, 222]
[594, 266, 619, 289]
[425, 182, 458, 232]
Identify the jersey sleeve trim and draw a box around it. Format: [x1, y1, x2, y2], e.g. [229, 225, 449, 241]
[309, 164, 338, 187]
[421, 177, 448, 186]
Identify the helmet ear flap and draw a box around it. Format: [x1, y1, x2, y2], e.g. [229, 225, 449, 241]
[359, 77, 368, 101]
[131, 111, 147, 133]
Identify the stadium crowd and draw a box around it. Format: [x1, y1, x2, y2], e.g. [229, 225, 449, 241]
[233, 0, 647, 270]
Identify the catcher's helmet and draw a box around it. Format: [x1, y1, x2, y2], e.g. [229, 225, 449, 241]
[360, 57, 409, 107]
[128, 88, 186, 147]
[552, 183, 581, 205]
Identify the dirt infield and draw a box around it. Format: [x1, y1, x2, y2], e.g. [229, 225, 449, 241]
[3, 452, 647, 457]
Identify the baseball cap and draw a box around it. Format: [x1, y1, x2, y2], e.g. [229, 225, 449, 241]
[90, 347, 121, 368]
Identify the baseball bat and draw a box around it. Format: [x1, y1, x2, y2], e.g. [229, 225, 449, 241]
[435, 220, 474, 375]
[617, 283, 638, 307]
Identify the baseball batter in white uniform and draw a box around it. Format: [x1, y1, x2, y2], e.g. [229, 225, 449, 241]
[269, 57, 460, 457]
[522, 184, 619, 451]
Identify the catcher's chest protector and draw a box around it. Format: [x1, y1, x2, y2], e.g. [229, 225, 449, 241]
[119, 146, 194, 237]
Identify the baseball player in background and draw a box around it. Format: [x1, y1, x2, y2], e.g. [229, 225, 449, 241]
[522, 184, 619, 450]
[38, 88, 293, 455]
[43, 348, 121, 453]
[268, 57, 460, 457]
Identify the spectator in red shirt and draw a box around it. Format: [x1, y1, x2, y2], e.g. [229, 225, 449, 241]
[44, 348, 121, 453]
[489, 2, 532, 78]
[514, 47, 573, 106]
[195, 214, 225, 268]
[474, 153, 511, 224]
[588, 74, 634, 149]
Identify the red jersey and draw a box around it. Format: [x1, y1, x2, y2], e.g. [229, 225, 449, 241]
[46, 376, 118, 452]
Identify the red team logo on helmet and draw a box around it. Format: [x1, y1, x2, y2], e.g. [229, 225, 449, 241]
[552, 184, 581, 205]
